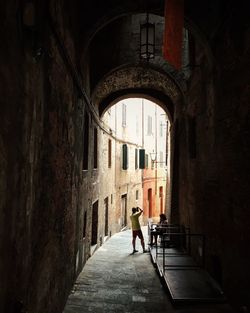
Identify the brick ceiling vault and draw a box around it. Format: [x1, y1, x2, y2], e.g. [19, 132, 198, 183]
[91, 65, 183, 121]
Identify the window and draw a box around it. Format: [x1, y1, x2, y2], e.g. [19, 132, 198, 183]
[122, 144, 128, 170]
[139, 149, 145, 169]
[148, 189, 152, 217]
[160, 151, 164, 168]
[160, 121, 163, 137]
[121, 194, 127, 228]
[145, 154, 149, 169]
[108, 139, 112, 168]
[136, 190, 139, 200]
[136, 115, 139, 136]
[182, 28, 192, 80]
[83, 211, 87, 239]
[159, 186, 163, 197]
[122, 102, 127, 127]
[135, 148, 138, 169]
[82, 111, 89, 170]
[94, 127, 98, 168]
[104, 197, 109, 236]
[147, 115, 152, 135]
[91, 201, 98, 245]
[159, 186, 164, 213]
[166, 121, 169, 164]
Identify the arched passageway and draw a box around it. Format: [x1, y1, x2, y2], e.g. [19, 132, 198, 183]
[92, 65, 183, 227]
[0, 1, 249, 313]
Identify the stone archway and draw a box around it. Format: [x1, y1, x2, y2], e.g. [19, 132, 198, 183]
[91, 64, 184, 223]
[92, 64, 184, 119]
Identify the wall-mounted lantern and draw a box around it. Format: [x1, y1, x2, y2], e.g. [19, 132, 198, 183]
[149, 151, 157, 162]
[140, 13, 155, 61]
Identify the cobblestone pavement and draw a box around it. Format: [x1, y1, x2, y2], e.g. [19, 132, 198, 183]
[63, 227, 235, 313]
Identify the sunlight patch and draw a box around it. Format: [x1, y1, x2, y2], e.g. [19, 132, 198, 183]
[132, 295, 146, 302]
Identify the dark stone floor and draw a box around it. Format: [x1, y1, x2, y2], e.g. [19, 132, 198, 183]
[63, 227, 235, 313]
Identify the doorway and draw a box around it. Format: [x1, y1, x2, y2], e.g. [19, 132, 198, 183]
[159, 186, 164, 214]
[91, 201, 98, 245]
[148, 188, 152, 217]
[104, 197, 109, 236]
[121, 194, 127, 228]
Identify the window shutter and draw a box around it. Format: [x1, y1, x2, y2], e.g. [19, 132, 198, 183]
[135, 148, 138, 169]
[139, 149, 145, 169]
[122, 144, 128, 170]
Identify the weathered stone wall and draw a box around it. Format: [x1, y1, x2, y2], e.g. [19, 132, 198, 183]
[211, 5, 250, 307]
[175, 3, 250, 309]
[0, 1, 48, 311]
[112, 139, 143, 229]
[0, 1, 88, 312]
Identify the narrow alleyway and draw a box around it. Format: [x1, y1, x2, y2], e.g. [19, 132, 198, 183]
[63, 227, 234, 313]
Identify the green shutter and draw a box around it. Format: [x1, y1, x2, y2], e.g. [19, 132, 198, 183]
[139, 149, 145, 169]
[122, 144, 128, 170]
[135, 148, 138, 169]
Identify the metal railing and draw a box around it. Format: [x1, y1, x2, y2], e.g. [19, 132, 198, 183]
[148, 221, 206, 272]
[162, 232, 206, 271]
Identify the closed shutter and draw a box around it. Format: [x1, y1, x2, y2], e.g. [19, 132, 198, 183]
[139, 149, 145, 169]
[122, 144, 128, 170]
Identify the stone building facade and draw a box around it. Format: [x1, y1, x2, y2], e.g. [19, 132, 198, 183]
[102, 98, 169, 226]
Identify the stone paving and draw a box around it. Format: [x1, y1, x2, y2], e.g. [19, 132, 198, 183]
[63, 227, 235, 313]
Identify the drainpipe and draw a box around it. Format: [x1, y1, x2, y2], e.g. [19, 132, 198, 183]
[155, 104, 157, 197]
[141, 99, 144, 190]
[142, 99, 144, 148]
[141, 99, 144, 213]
